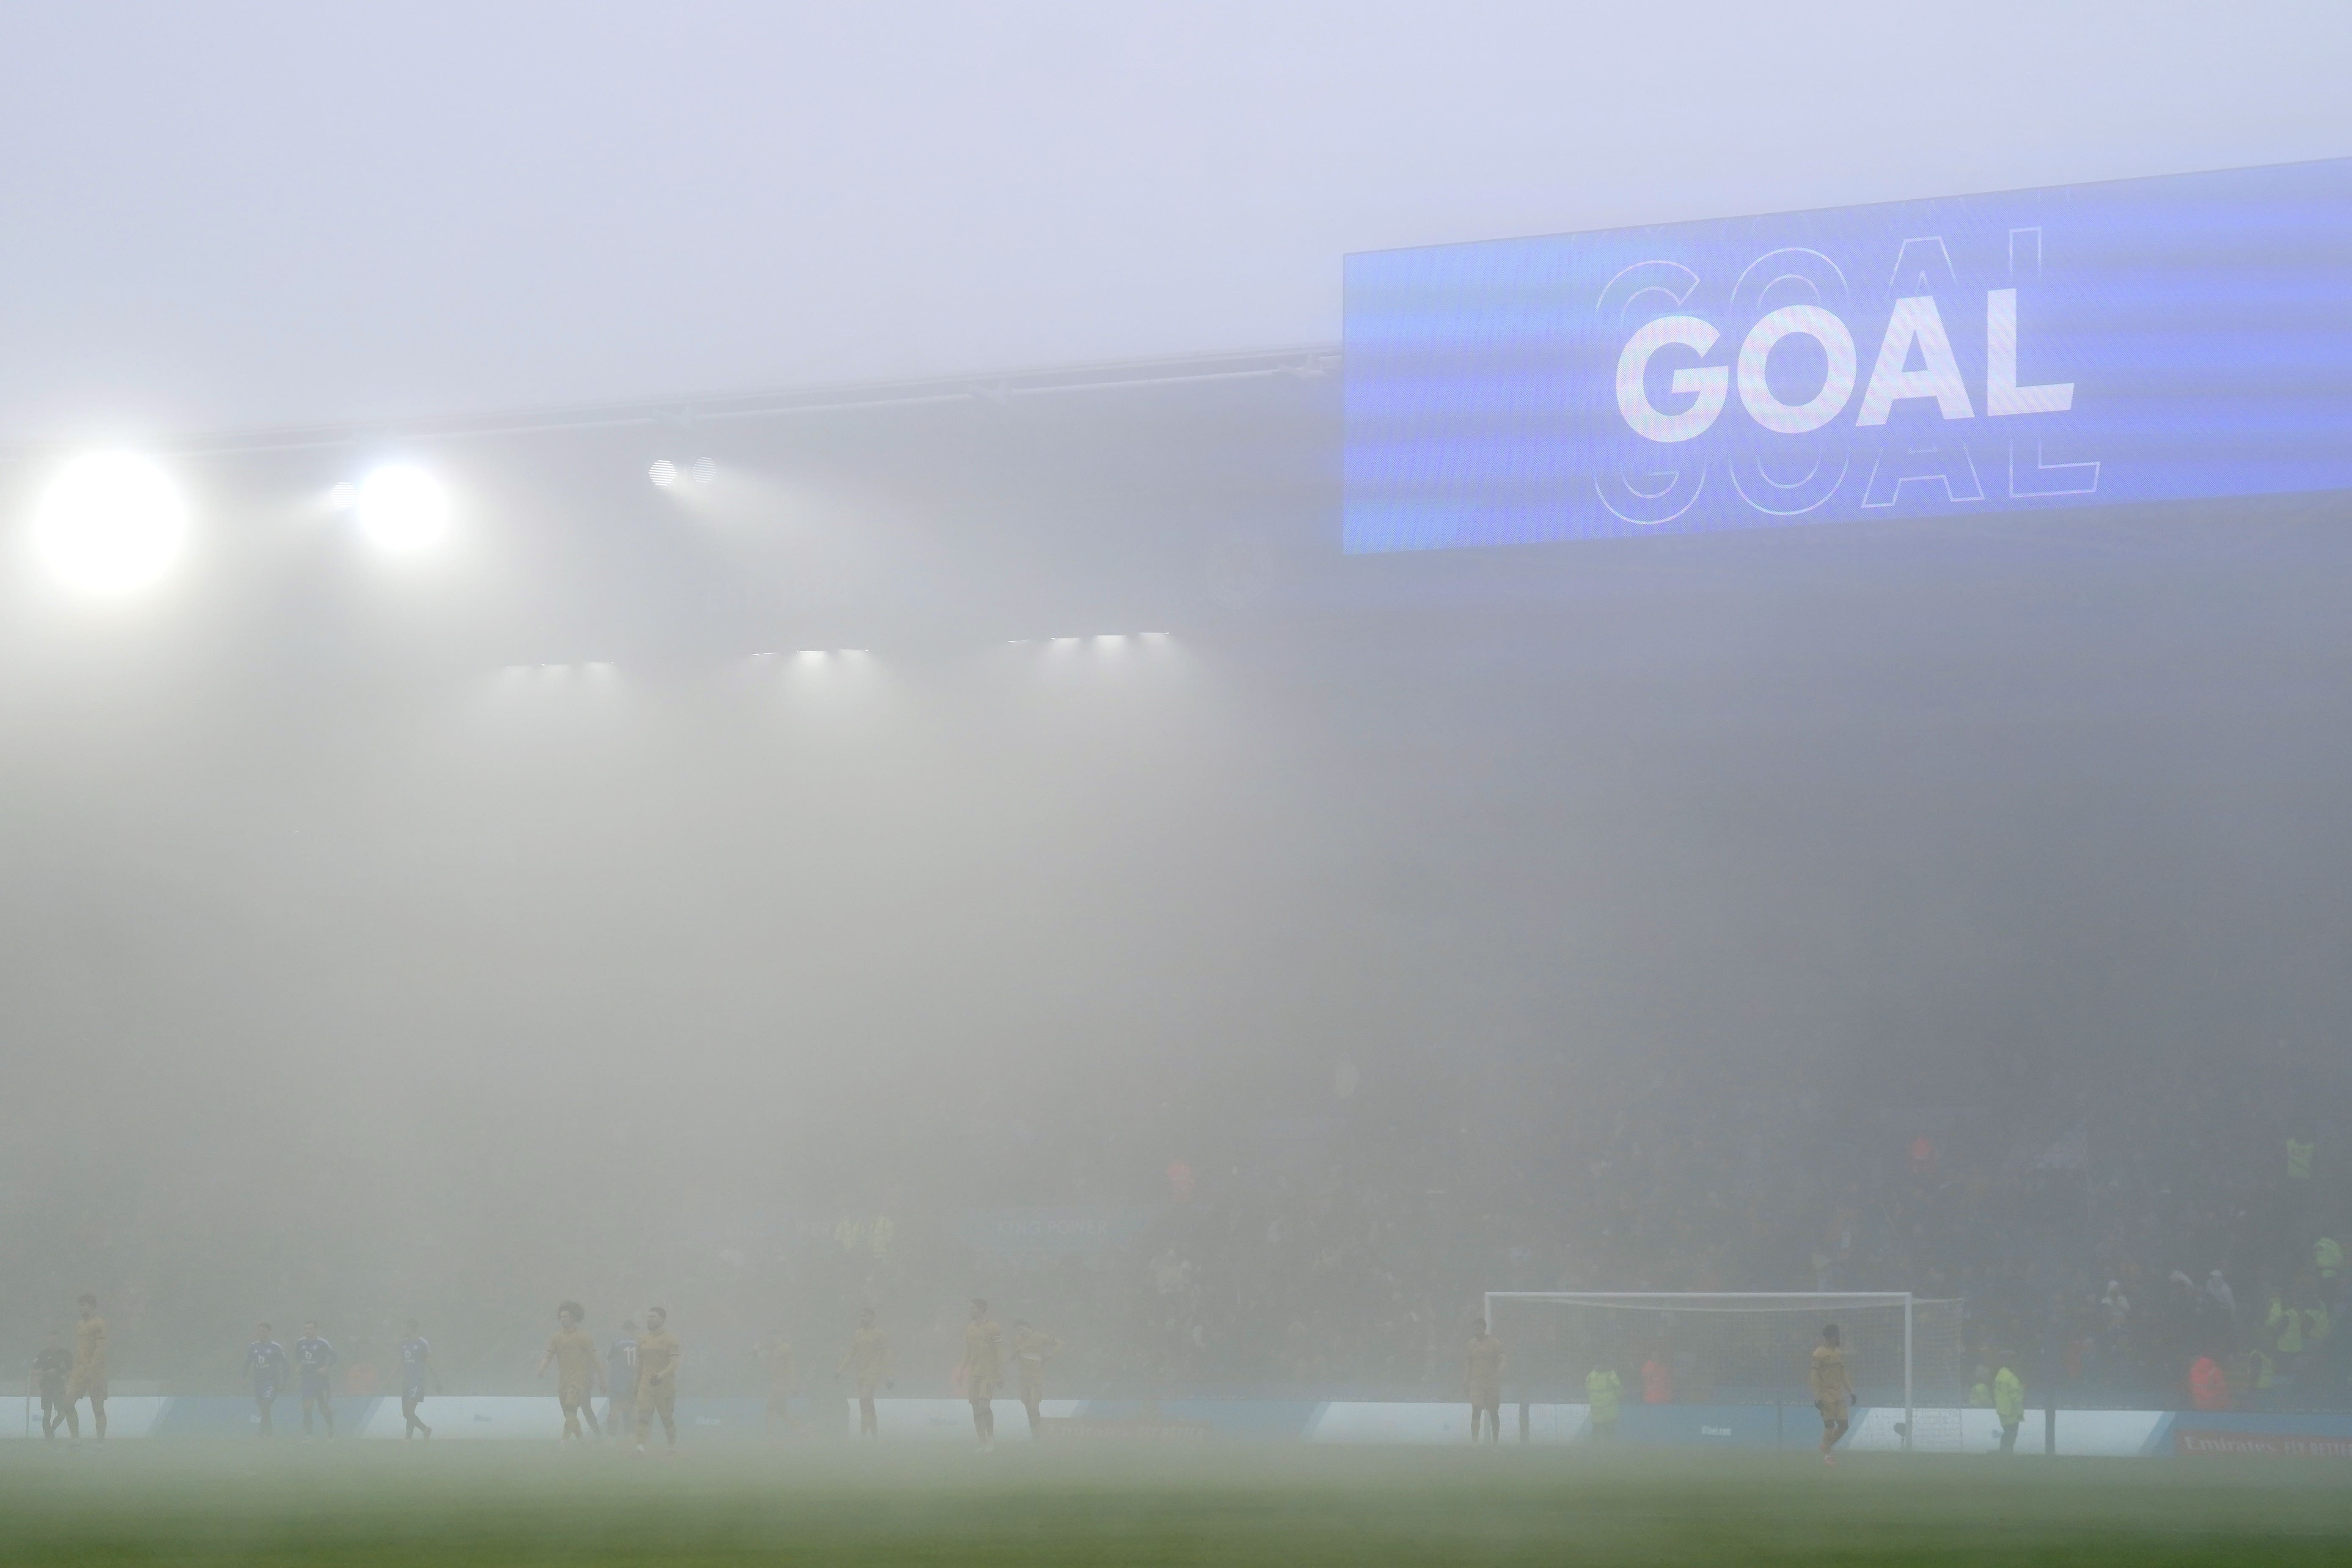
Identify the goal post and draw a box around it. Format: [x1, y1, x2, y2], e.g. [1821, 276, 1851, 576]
[1480, 1291, 1964, 1451]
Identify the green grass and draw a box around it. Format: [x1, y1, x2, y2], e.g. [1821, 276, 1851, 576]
[0, 1444, 2348, 1565]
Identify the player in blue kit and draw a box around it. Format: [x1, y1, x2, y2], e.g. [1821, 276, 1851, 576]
[33, 1331, 70, 1439]
[244, 1324, 289, 1437]
[294, 1321, 338, 1438]
[397, 1319, 440, 1439]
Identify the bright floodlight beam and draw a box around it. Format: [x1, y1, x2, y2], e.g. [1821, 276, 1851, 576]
[355, 464, 452, 553]
[32, 452, 190, 595]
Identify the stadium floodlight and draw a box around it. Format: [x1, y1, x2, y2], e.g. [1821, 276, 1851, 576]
[648, 459, 678, 488]
[690, 456, 717, 486]
[1479, 1291, 1964, 1452]
[31, 452, 190, 595]
[354, 464, 451, 553]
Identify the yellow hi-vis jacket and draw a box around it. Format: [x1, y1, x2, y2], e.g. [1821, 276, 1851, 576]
[1993, 1367, 2024, 1425]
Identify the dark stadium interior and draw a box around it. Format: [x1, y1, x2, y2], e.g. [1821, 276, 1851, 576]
[4, 354, 2349, 1409]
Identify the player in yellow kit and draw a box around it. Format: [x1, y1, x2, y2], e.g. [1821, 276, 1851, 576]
[63, 1294, 106, 1442]
[757, 1329, 795, 1435]
[1466, 1318, 1506, 1444]
[1007, 1319, 1061, 1439]
[840, 1307, 891, 1438]
[633, 1307, 682, 1454]
[1811, 1323, 1854, 1465]
[536, 1301, 605, 1440]
[958, 1298, 1001, 1449]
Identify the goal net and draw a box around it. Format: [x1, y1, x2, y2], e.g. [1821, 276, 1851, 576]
[1482, 1292, 1965, 1451]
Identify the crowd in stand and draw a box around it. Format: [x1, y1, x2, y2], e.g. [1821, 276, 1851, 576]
[998, 1049, 2350, 1412]
[15, 1048, 2343, 1417]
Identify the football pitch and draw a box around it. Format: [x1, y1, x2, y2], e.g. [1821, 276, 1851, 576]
[3, 1445, 2349, 1567]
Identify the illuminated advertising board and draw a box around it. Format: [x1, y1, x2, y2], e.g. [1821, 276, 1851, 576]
[1343, 159, 2352, 553]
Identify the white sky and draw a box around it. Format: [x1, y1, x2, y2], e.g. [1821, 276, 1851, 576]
[1, 0, 2345, 440]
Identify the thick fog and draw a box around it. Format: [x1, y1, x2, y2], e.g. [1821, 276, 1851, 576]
[3, 2, 2349, 438]
[0, 370, 2348, 1405]
[1, 2, 2349, 1417]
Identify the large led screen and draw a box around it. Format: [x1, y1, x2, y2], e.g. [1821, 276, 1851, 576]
[1343, 159, 2352, 553]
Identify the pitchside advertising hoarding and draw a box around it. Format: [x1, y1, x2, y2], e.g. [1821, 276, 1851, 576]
[1342, 159, 2352, 553]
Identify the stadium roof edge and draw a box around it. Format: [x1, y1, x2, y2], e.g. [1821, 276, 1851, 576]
[4, 343, 1346, 462]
